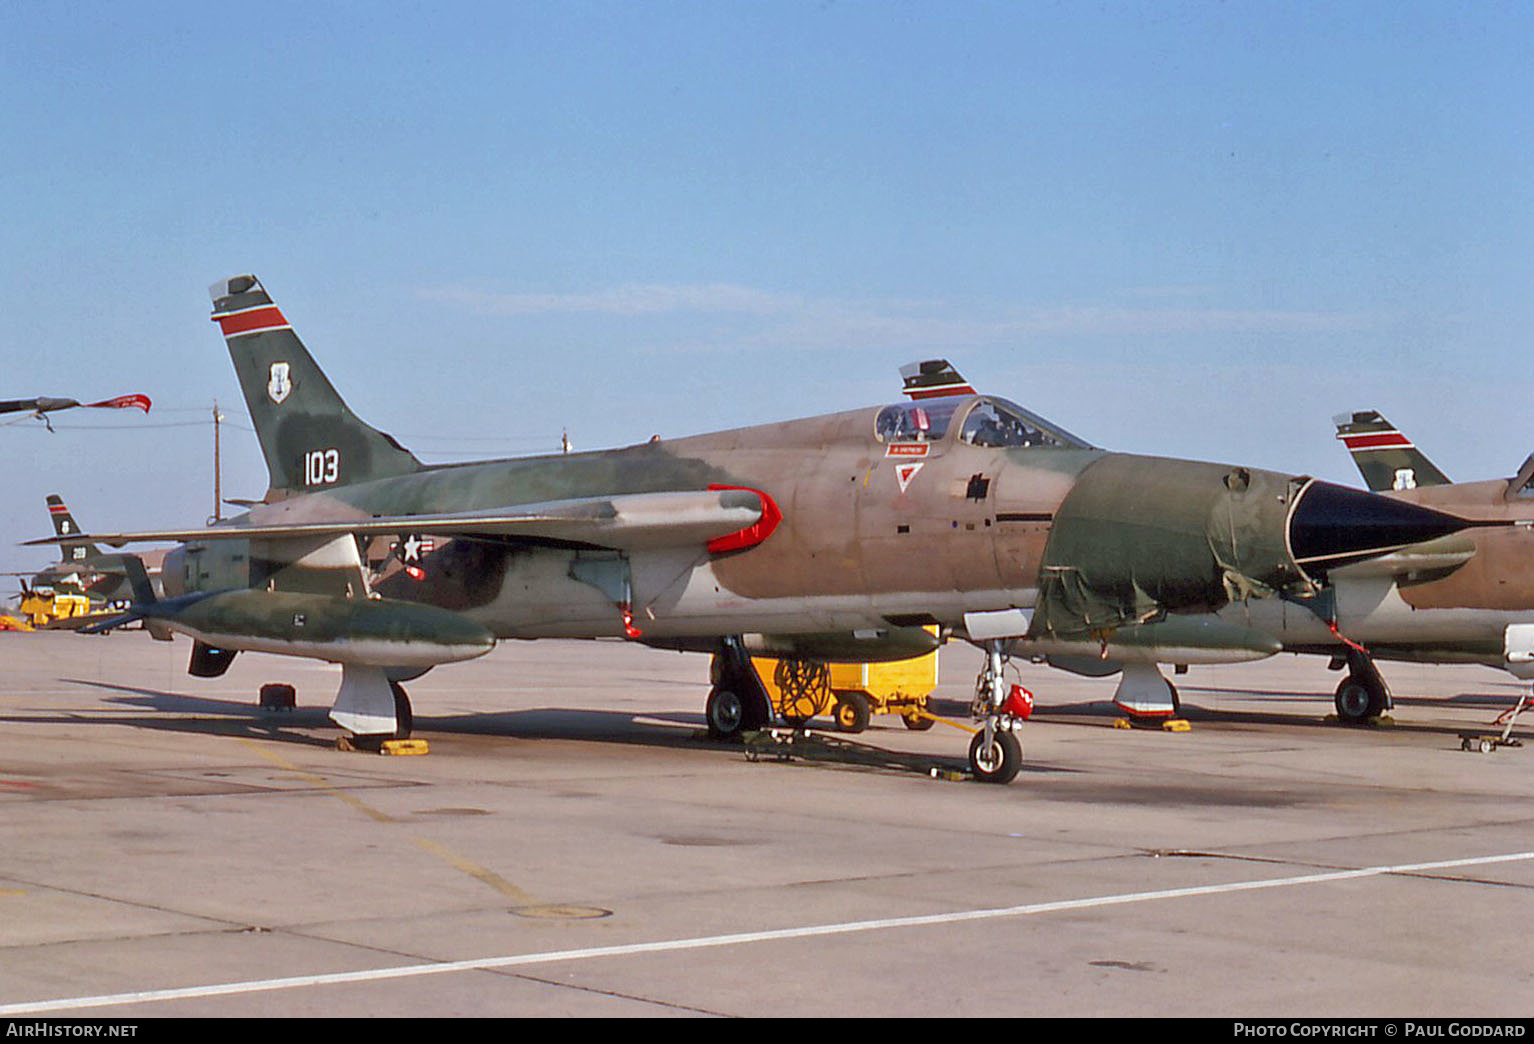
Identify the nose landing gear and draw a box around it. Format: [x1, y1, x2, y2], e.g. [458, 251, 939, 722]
[969, 640, 1024, 783]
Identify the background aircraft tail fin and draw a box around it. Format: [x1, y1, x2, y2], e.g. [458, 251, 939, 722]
[900, 359, 977, 400]
[210, 275, 422, 498]
[1333, 410, 1452, 491]
[45, 494, 104, 564]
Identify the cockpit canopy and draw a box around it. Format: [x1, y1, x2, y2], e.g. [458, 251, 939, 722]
[874, 396, 1091, 450]
[875, 397, 963, 442]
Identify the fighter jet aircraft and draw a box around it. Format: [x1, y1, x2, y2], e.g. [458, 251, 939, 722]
[13, 495, 166, 602]
[1256, 409, 1534, 721]
[33, 275, 1477, 783]
[6, 496, 165, 629]
[28, 495, 134, 601]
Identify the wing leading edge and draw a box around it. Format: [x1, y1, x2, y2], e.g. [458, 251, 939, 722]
[24, 487, 780, 555]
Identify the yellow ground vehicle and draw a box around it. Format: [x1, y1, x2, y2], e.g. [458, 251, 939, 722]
[19, 590, 95, 629]
[753, 649, 939, 733]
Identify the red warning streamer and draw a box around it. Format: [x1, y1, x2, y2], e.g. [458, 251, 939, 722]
[85, 394, 152, 413]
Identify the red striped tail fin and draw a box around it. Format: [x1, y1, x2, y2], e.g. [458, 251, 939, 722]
[1333, 410, 1451, 492]
[211, 275, 421, 497]
[900, 359, 977, 400]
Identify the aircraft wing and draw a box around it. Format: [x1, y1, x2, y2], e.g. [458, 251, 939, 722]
[24, 488, 780, 554]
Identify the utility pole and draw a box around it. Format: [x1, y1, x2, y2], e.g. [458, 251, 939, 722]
[208, 401, 224, 526]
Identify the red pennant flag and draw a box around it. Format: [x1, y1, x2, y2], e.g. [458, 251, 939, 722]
[85, 394, 152, 413]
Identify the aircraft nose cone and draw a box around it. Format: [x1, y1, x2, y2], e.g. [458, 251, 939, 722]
[1288, 480, 1471, 577]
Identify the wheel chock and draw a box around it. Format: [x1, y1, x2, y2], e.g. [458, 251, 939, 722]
[1324, 714, 1395, 727]
[1113, 717, 1189, 732]
[337, 736, 429, 755]
[381, 739, 429, 756]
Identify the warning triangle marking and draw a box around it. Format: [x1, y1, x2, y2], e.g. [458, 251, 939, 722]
[895, 462, 924, 493]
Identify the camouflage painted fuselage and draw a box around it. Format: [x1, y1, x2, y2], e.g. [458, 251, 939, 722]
[138, 274, 1472, 678]
[166, 398, 1423, 662]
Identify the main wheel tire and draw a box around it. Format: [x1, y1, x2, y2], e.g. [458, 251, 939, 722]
[389, 681, 414, 740]
[834, 693, 871, 733]
[1334, 676, 1385, 723]
[706, 687, 747, 739]
[969, 730, 1022, 784]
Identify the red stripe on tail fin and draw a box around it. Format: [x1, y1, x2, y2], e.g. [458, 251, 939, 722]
[213, 306, 290, 337]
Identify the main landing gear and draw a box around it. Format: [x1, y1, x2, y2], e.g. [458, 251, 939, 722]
[324, 664, 423, 752]
[388, 681, 414, 740]
[1332, 646, 1391, 724]
[253, 669, 418, 752]
[969, 640, 1024, 784]
[342, 682, 416, 752]
[705, 636, 773, 740]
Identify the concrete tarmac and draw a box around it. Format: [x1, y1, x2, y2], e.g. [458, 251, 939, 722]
[0, 629, 1531, 1017]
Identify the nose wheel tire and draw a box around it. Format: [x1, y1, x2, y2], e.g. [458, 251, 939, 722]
[969, 730, 1022, 784]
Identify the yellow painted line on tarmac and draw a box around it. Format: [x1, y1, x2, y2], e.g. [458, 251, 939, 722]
[238, 739, 543, 905]
[239, 740, 395, 823]
[410, 838, 541, 905]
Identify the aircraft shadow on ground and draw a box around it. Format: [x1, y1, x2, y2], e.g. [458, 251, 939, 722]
[928, 685, 1530, 742]
[18, 678, 1523, 767]
[24, 677, 994, 772]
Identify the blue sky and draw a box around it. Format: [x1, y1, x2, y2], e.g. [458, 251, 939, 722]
[4, 1, 1533, 574]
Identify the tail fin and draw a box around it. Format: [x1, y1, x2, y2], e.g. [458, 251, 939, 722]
[1333, 410, 1452, 492]
[210, 275, 421, 498]
[46, 494, 104, 566]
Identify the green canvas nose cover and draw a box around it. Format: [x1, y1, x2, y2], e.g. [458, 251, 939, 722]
[1031, 456, 1470, 640]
